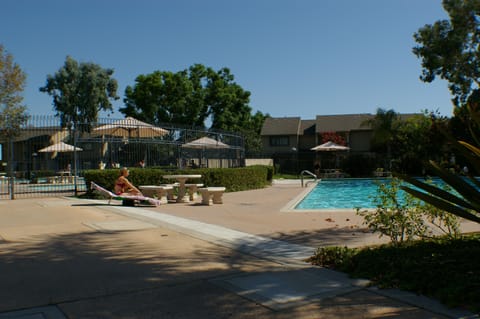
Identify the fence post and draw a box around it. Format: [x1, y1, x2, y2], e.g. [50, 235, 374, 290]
[73, 122, 78, 197]
[8, 138, 14, 199]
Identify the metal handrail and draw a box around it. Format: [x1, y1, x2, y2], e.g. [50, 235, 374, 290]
[300, 170, 318, 187]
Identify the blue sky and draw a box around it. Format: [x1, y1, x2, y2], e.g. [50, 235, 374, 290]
[2, 0, 453, 120]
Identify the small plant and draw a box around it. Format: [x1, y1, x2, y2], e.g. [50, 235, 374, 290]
[414, 182, 460, 239]
[357, 178, 427, 244]
[357, 178, 461, 243]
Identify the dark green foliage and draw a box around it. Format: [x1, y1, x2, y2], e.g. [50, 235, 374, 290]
[121, 64, 269, 154]
[198, 166, 271, 191]
[308, 234, 480, 312]
[40, 56, 119, 129]
[306, 246, 357, 270]
[397, 110, 480, 224]
[343, 154, 376, 177]
[0, 45, 29, 140]
[362, 108, 399, 155]
[361, 109, 445, 174]
[400, 0, 480, 225]
[413, 0, 480, 110]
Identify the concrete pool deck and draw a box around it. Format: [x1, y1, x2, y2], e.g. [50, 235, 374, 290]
[0, 180, 478, 318]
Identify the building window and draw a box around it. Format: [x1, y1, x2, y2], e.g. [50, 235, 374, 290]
[270, 136, 289, 146]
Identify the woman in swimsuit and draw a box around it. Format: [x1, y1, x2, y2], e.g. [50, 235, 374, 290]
[114, 167, 142, 196]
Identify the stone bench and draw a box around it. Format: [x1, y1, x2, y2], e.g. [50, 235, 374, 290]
[139, 185, 174, 204]
[198, 187, 226, 205]
[185, 183, 204, 201]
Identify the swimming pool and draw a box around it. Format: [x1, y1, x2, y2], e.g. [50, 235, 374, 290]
[294, 178, 402, 210]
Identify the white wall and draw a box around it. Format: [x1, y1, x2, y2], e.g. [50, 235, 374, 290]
[245, 158, 273, 166]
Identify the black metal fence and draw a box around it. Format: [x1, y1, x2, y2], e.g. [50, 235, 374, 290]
[0, 115, 244, 199]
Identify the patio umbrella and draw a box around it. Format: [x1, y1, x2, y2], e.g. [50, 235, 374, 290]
[181, 136, 230, 168]
[92, 116, 168, 138]
[311, 141, 349, 169]
[310, 141, 350, 151]
[38, 141, 83, 160]
[181, 136, 230, 149]
[38, 141, 83, 153]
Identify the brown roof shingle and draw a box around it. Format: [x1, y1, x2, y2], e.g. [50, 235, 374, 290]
[261, 117, 301, 135]
[315, 114, 374, 133]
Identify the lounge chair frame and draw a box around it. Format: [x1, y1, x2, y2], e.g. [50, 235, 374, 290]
[90, 182, 162, 206]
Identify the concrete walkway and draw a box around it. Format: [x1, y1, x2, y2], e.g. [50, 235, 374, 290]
[0, 183, 478, 318]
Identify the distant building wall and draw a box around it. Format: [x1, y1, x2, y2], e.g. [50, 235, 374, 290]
[245, 158, 273, 166]
[349, 130, 372, 152]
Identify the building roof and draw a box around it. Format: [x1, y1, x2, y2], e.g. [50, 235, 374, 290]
[300, 119, 316, 135]
[315, 114, 374, 133]
[260, 117, 301, 135]
[261, 113, 423, 136]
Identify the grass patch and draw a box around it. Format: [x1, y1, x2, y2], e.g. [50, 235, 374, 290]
[306, 234, 480, 313]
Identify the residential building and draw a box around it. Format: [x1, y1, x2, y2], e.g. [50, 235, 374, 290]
[260, 113, 418, 174]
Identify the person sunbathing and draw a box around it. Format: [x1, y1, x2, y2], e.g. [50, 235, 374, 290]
[114, 167, 143, 196]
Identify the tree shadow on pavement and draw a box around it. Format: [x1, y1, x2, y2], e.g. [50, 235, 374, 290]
[265, 227, 387, 249]
[0, 227, 432, 319]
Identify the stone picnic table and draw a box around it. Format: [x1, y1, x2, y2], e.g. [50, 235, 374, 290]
[162, 174, 202, 203]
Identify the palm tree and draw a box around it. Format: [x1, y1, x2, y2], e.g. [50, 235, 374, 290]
[362, 108, 399, 168]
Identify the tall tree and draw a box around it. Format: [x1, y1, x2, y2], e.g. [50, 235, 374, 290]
[392, 111, 446, 174]
[40, 56, 119, 129]
[206, 67, 252, 132]
[398, 0, 480, 224]
[122, 64, 209, 127]
[0, 44, 28, 139]
[121, 64, 267, 153]
[362, 108, 399, 159]
[413, 0, 480, 111]
[0, 45, 29, 198]
[240, 111, 270, 155]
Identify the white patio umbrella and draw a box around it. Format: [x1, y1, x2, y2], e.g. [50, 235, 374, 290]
[311, 141, 349, 169]
[38, 141, 83, 153]
[181, 136, 230, 149]
[181, 136, 230, 168]
[38, 141, 83, 160]
[310, 141, 350, 151]
[92, 116, 168, 138]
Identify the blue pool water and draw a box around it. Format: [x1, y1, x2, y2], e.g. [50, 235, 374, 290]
[295, 178, 406, 210]
[294, 177, 478, 210]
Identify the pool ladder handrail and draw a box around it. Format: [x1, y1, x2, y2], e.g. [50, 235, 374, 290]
[300, 170, 318, 187]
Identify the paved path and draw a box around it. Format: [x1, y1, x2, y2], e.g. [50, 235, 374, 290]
[0, 185, 477, 318]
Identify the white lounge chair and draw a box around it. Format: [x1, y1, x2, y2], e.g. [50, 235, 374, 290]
[90, 182, 162, 206]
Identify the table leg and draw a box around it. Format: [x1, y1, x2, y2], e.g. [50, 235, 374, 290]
[176, 179, 189, 203]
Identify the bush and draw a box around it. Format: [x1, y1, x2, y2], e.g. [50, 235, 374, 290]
[308, 234, 480, 312]
[306, 246, 357, 270]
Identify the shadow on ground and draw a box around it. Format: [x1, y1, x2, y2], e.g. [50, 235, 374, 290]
[265, 227, 382, 249]
[0, 226, 428, 318]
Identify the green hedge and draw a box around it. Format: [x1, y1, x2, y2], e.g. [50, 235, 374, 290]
[83, 165, 273, 196]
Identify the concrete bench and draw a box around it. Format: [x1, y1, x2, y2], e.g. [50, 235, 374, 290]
[198, 187, 226, 205]
[139, 185, 174, 204]
[185, 183, 204, 201]
[162, 184, 179, 201]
